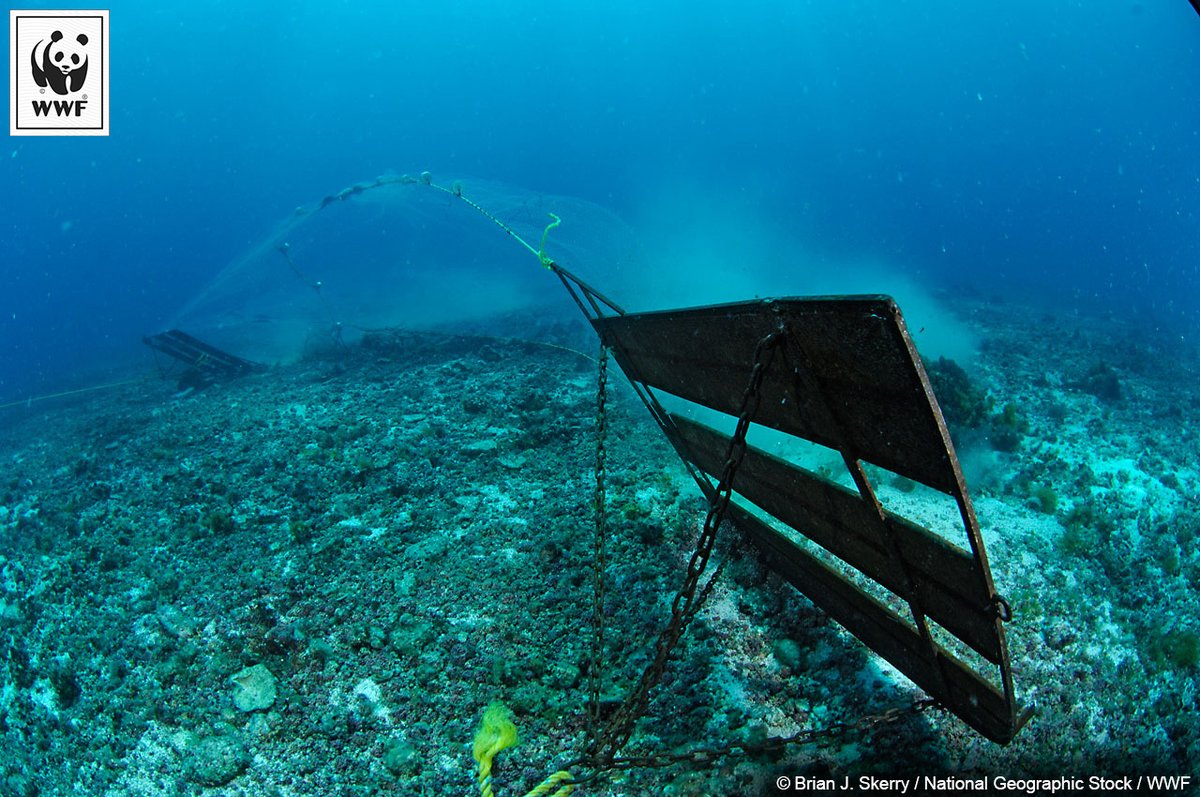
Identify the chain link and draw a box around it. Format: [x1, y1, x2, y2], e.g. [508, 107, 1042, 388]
[570, 699, 939, 784]
[587, 342, 610, 753]
[588, 330, 783, 764]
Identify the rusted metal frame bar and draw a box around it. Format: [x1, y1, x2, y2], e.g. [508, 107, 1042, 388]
[945, 475, 1021, 731]
[553, 267, 720, 490]
[555, 265, 722, 503]
[777, 327, 957, 705]
[895, 311, 1022, 732]
[953, 478, 1021, 730]
[144, 341, 179, 381]
[605, 348, 720, 503]
[607, 361, 715, 495]
[842, 458, 948, 657]
[894, 312, 989, 567]
[550, 263, 626, 321]
[641, 389, 715, 493]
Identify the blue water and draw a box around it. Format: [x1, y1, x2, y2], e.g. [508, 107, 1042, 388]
[3, 0, 1198, 400]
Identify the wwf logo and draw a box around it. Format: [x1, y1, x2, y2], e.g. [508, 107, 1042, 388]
[31, 30, 90, 95]
[10, 10, 110, 136]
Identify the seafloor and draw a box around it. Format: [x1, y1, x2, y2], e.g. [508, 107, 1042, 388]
[0, 296, 1197, 796]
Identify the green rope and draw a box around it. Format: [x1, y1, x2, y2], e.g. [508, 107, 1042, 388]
[538, 213, 562, 269]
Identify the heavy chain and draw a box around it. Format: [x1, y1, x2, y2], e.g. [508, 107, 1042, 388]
[588, 330, 783, 764]
[586, 342, 610, 754]
[571, 699, 939, 784]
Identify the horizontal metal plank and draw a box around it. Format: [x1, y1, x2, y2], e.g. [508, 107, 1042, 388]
[592, 297, 958, 493]
[730, 505, 1020, 744]
[671, 415, 1002, 663]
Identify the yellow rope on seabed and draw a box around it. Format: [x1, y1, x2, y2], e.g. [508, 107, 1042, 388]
[472, 702, 574, 797]
[0, 377, 145, 411]
[521, 771, 574, 797]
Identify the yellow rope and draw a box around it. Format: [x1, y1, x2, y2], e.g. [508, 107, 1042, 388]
[521, 771, 574, 797]
[471, 702, 575, 797]
[474, 703, 519, 797]
[0, 377, 145, 411]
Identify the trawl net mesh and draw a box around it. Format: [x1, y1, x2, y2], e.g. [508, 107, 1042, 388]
[168, 174, 643, 363]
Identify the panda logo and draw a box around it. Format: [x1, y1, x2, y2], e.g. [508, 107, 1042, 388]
[31, 31, 90, 96]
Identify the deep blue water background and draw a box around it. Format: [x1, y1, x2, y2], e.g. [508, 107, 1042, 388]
[2, 1, 1198, 401]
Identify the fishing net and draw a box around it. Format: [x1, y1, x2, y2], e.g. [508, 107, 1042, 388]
[168, 174, 644, 364]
